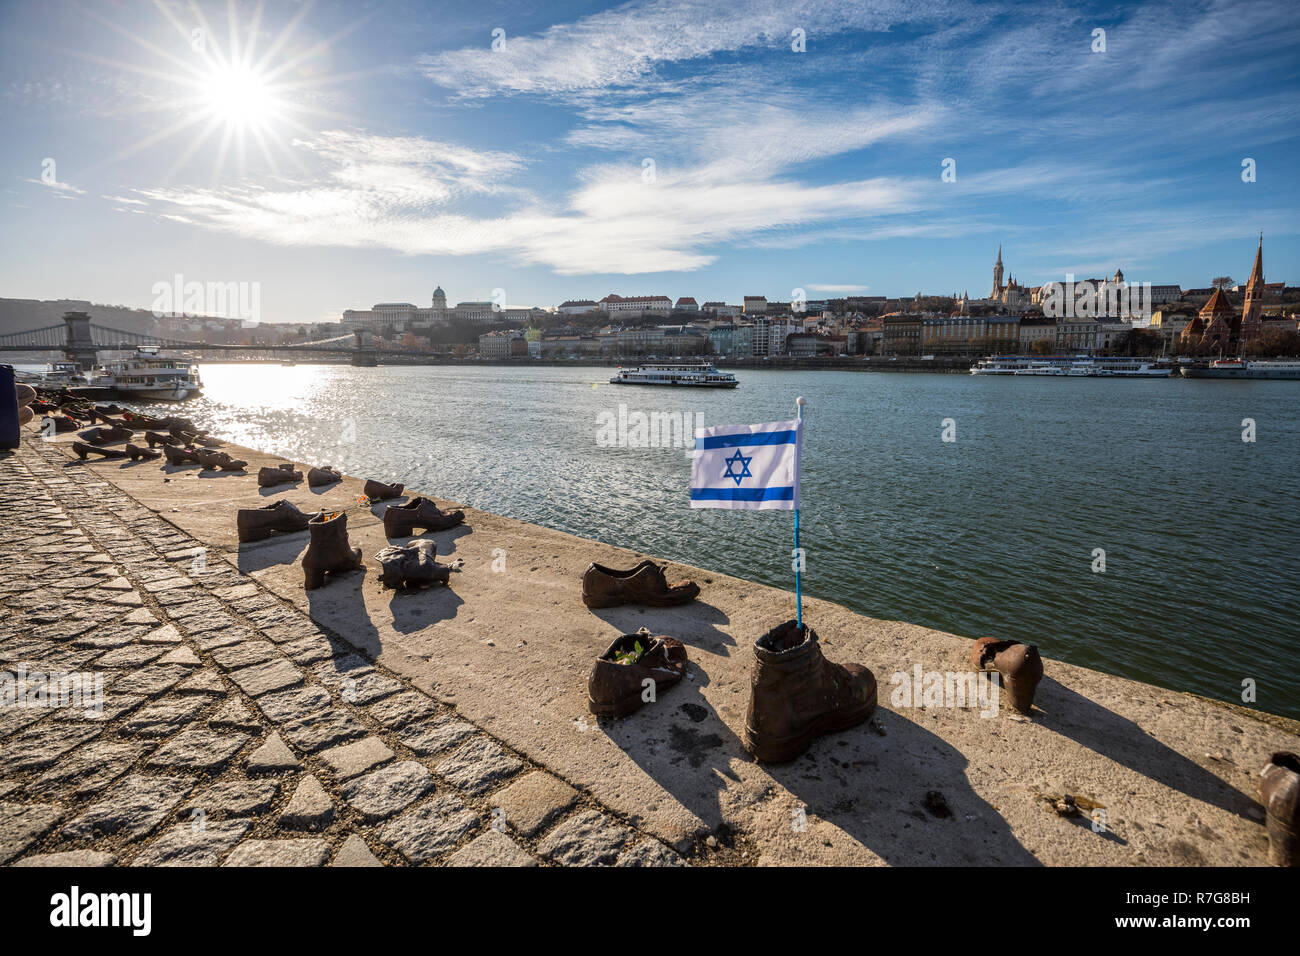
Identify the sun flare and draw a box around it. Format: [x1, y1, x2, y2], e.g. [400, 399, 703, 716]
[202, 64, 278, 129]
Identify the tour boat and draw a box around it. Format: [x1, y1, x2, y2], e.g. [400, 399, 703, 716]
[1181, 359, 1300, 380]
[88, 347, 203, 401]
[16, 361, 89, 386]
[609, 363, 739, 388]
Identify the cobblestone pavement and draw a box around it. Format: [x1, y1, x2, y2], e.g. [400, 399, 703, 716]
[0, 438, 689, 866]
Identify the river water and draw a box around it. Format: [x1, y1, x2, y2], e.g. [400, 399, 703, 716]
[123, 363, 1298, 718]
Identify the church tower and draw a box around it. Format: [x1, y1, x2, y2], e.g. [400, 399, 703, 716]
[992, 246, 1004, 299]
[1238, 235, 1265, 346]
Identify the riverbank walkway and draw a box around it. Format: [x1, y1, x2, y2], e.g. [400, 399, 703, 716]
[1, 430, 1295, 865]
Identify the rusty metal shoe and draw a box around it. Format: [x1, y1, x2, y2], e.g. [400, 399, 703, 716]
[195, 448, 247, 471]
[124, 443, 161, 462]
[238, 499, 313, 543]
[1259, 752, 1300, 866]
[382, 496, 464, 537]
[145, 430, 181, 448]
[581, 560, 700, 609]
[308, 465, 343, 487]
[302, 510, 363, 589]
[72, 441, 128, 460]
[258, 463, 302, 487]
[970, 637, 1044, 714]
[373, 539, 451, 590]
[742, 620, 877, 764]
[163, 444, 201, 465]
[363, 478, 404, 501]
[587, 629, 688, 718]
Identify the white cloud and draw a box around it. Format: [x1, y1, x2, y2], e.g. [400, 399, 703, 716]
[23, 177, 85, 195]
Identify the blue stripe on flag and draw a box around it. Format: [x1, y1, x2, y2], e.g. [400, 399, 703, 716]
[695, 429, 798, 450]
[689, 487, 795, 502]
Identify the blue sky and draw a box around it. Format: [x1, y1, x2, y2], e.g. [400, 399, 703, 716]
[1, 0, 1297, 324]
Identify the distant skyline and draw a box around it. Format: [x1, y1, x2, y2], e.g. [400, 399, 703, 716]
[2, 0, 1298, 324]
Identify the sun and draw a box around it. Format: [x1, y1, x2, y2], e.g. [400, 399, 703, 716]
[202, 64, 279, 130]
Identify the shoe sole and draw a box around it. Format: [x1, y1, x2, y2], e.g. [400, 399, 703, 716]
[743, 699, 877, 764]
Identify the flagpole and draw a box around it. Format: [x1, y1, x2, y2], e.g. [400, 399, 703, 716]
[794, 396, 805, 629]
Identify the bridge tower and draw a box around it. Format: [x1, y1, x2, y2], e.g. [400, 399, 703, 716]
[63, 311, 98, 369]
[351, 328, 378, 367]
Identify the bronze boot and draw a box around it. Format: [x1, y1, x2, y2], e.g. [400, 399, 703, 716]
[970, 637, 1044, 714]
[258, 463, 302, 487]
[742, 620, 877, 763]
[302, 510, 363, 589]
[1259, 752, 1300, 866]
[237, 500, 313, 543]
[587, 630, 687, 718]
[382, 496, 464, 536]
[363, 478, 404, 500]
[581, 560, 699, 609]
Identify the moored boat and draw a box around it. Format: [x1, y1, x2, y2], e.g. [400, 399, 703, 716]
[1181, 358, 1300, 380]
[87, 347, 203, 401]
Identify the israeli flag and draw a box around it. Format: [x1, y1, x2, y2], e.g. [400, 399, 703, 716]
[690, 420, 801, 511]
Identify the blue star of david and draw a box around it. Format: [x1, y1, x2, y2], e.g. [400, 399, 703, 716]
[722, 449, 753, 486]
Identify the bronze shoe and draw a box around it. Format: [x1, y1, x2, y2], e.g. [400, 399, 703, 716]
[308, 465, 343, 487]
[195, 448, 247, 471]
[581, 560, 699, 609]
[382, 496, 464, 536]
[72, 441, 128, 460]
[587, 629, 687, 718]
[258, 463, 302, 487]
[238, 499, 313, 543]
[124, 443, 161, 461]
[1259, 752, 1300, 866]
[363, 478, 404, 500]
[302, 511, 363, 589]
[970, 637, 1044, 714]
[742, 620, 876, 763]
[163, 444, 201, 465]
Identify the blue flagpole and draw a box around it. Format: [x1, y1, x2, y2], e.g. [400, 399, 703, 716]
[795, 396, 804, 629]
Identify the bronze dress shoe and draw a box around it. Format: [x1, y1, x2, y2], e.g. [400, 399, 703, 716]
[258, 463, 302, 487]
[588, 630, 688, 718]
[970, 637, 1044, 714]
[72, 441, 128, 460]
[124, 443, 161, 461]
[163, 444, 201, 465]
[363, 478, 404, 500]
[581, 560, 700, 609]
[1259, 752, 1300, 866]
[237, 499, 313, 543]
[383, 496, 464, 536]
[195, 448, 247, 471]
[742, 620, 876, 763]
[308, 465, 343, 487]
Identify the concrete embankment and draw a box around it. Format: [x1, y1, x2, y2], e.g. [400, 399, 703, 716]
[44, 431, 1298, 865]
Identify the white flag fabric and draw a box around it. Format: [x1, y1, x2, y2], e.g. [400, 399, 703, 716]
[690, 419, 801, 511]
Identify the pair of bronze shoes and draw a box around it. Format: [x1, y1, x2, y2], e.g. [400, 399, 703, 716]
[587, 618, 879, 767]
[373, 539, 452, 590]
[581, 560, 700, 609]
[969, 637, 1044, 714]
[79, 423, 134, 445]
[196, 448, 247, 471]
